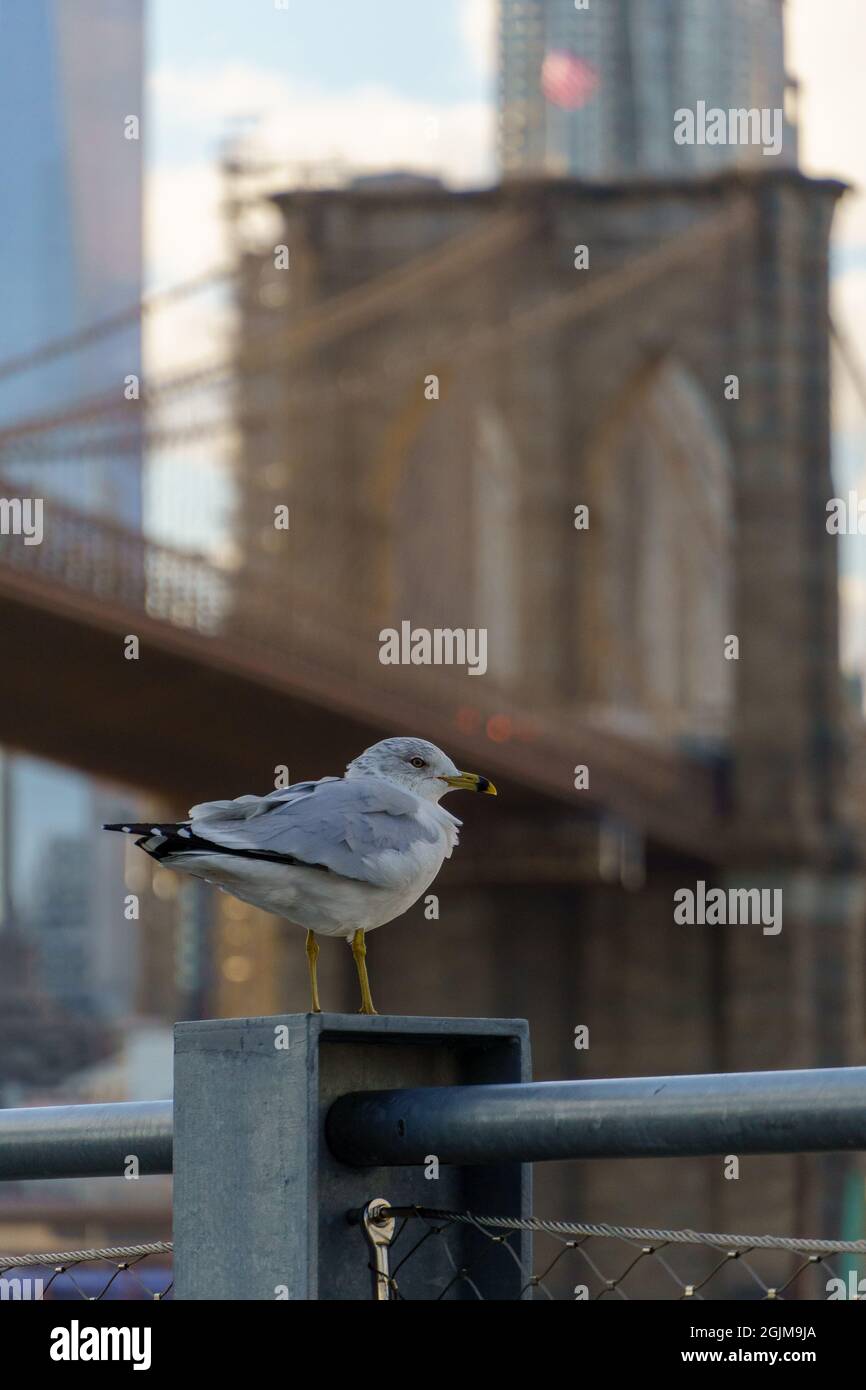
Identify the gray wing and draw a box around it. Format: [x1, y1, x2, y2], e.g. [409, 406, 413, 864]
[188, 778, 340, 825]
[188, 775, 440, 888]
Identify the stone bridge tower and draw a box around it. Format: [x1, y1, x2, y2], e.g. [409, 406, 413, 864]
[233, 168, 862, 1253]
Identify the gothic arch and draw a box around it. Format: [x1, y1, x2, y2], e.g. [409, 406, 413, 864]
[582, 356, 733, 737]
[382, 384, 521, 687]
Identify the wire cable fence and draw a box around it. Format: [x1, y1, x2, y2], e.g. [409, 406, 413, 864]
[0, 1243, 173, 1301]
[4, 1217, 865, 1302]
[361, 1206, 866, 1302]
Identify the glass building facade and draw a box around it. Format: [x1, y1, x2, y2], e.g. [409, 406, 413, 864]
[0, 0, 143, 516]
[0, 0, 143, 1028]
[499, 0, 796, 179]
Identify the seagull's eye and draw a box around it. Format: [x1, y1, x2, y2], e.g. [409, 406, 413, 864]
[409, 756, 427, 769]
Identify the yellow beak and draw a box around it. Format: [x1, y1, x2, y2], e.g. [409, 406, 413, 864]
[441, 771, 497, 795]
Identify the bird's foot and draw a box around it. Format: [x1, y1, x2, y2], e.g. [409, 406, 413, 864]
[358, 1005, 379, 1016]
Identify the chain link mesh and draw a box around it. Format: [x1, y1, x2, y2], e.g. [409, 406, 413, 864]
[0, 1243, 173, 1300]
[372, 1209, 866, 1301]
[5, 1215, 864, 1301]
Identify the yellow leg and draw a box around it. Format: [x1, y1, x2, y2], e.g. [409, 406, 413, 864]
[351, 928, 377, 1015]
[306, 930, 321, 1014]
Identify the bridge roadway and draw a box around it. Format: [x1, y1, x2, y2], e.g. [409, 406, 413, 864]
[0, 484, 725, 866]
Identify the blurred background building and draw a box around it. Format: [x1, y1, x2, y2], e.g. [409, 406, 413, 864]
[500, 0, 798, 177]
[0, 0, 865, 1280]
[0, 0, 153, 1248]
[0, 0, 143, 1050]
[0, 0, 143, 508]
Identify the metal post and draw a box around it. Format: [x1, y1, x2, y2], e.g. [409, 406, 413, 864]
[172, 1013, 531, 1300]
[326, 1066, 866, 1167]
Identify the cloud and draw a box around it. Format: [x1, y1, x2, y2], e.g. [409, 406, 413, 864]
[840, 573, 866, 677]
[145, 161, 228, 289]
[149, 64, 495, 186]
[251, 86, 494, 185]
[787, 0, 865, 245]
[150, 64, 295, 127]
[831, 267, 866, 433]
[458, 0, 497, 81]
[146, 62, 495, 296]
[145, 61, 496, 381]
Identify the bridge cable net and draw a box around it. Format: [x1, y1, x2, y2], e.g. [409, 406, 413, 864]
[358, 1206, 866, 1301]
[0, 209, 532, 450]
[0, 263, 235, 388]
[0, 198, 751, 458]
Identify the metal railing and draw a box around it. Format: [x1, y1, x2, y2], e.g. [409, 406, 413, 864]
[0, 1101, 172, 1182]
[5, 1067, 865, 1183]
[326, 1067, 866, 1165]
[1, 1014, 865, 1300]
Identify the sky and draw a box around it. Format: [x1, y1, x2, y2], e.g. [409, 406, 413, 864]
[146, 0, 494, 289]
[145, 0, 866, 677]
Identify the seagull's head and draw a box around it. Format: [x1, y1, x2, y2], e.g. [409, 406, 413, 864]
[346, 737, 497, 803]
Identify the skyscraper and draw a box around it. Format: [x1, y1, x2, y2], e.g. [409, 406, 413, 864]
[499, 0, 797, 179]
[0, 1, 144, 1041]
[0, 0, 143, 517]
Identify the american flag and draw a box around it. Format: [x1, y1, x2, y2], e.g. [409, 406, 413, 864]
[541, 50, 600, 110]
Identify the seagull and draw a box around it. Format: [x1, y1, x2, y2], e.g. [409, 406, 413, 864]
[104, 736, 496, 1015]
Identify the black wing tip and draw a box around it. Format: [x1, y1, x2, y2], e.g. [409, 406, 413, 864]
[103, 822, 179, 834]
